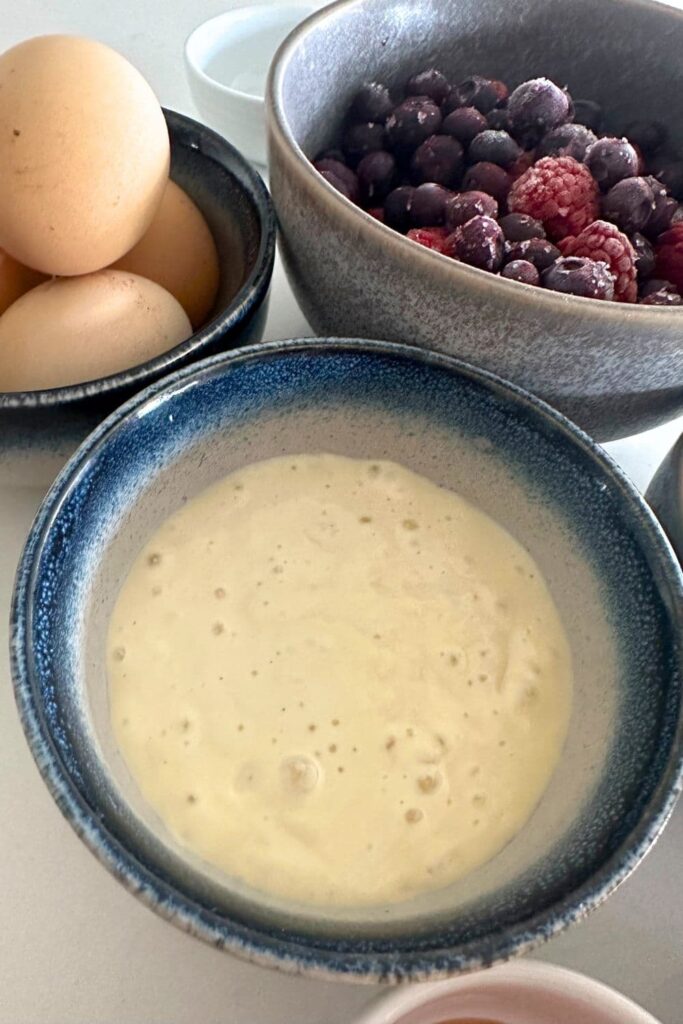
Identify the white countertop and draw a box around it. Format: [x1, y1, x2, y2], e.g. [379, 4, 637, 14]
[0, 3, 682, 1022]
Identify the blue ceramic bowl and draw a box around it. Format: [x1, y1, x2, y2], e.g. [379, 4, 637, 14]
[0, 109, 275, 471]
[10, 339, 683, 983]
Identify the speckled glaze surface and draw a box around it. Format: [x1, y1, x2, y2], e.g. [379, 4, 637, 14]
[647, 434, 683, 563]
[266, 0, 683, 442]
[0, 108, 275, 462]
[10, 339, 683, 983]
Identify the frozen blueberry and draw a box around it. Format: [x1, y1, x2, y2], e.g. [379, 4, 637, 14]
[602, 177, 655, 234]
[411, 134, 464, 186]
[536, 123, 597, 161]
[343, 122, 385, 163]
[453, 215, 504, 271]
[653, 160, 683, 201]
[350, 82, 393, 123]
[640, 288, 682, 305]
[444, 76, 499, 115]
[319, 170, 357, 202]
[499, 213, 546, 242]
[505, 238, 561, 271]
[631, 233, 655, 279]
[315, 148, 347, 165]
[468, 129, 521, 168]
[313, 159, 360, 203]
[487, 108, 510, 131]
[624, 119, 667, 155]
[542, 256, 615, 299]
[445, 190, 498, 230]
[356, 151, 396, 203]
[442, 107, 488, 144]
[409, 182, 451, 226]
[463, 161, 511, 204]
[507, 78, 572, 144]
[386, 96, 442, 151]
[572, 99, 603, 132]
[585, 137, 639, 190]
[643, 176, 678, 237]
[640, 278, 680, 298]
[501, 259, 540, 285]
[406, 68, 450, 105]
[383, 185, 415, 231]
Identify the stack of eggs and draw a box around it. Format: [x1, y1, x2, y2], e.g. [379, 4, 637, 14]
[0, 35, 220, 392]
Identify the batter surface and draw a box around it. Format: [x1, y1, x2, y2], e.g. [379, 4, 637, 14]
[108, 454, 572, 906]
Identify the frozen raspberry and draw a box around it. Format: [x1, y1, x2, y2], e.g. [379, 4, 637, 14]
[542, 256, 615, 300]
[406, 226, 454, 256]
[452, 215, 504, 271]
[501, 259, 539, 285]
[654, 223, 683, 291]
[508, 156, 599, 240]
[559, 220, 638, 302]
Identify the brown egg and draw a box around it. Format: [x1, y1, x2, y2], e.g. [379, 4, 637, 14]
[0, 270, 191, 391]
[0, 35, 170, 276]
[0, 249, 47, 315]
[114, 179, 220, 328]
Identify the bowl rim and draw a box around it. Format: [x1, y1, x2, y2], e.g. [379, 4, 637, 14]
[0, 107, 276, 410]
[266, 0, 683, 320]
[10, 337, 683, 983]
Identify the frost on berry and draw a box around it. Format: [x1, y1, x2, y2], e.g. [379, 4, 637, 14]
[508, 156, 600, 240]
[559, 219, 638, 302]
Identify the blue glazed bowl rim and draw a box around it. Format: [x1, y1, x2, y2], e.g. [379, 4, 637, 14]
[0, 108, 276, 410]
[10, 338, 683, 982]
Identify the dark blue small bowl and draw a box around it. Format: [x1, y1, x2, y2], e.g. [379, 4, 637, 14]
[0, 108, 275, 467]
[10, 339, 683, 983]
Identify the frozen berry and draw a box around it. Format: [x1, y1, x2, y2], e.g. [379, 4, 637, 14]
[501, 259, 539, 285]
[644, 177, 678, 237]
[491, 80, 509, 106]
[442, 107, 488, 144]
[452, 215, 504, 271]
[411, 134, 464, 186]
[508, 156, 599, 240]
[653, 160, 683, 201]
[356, 150, 396, 203]
[542, 256, 615, 299]
[641, 278, 679, 298]
[319, 169, 357, 202]
[351, 82, 393, 123]
[505, 238, 561, 270]
[602, 177, 655, 234]
[313, 159, 360, 203]
[406, 68, 450, 105]
[384, 186, 415, 231]
[654, 222, 683, 290]
[640, 289, 682, 305]
[507, 78, 571, 144]
[536, 123, 597, 161]
[386, 96, 442, 151]
[463, 162, 511, 204]
[367, 207, 385, 222]
[624, 120, 667, 155]
[343, 122, 385, 163]
[559, 220, 637, 302]
[406, 226, 453, 255]
[631, 233, 655, 279]
[315, 148, 346, 165]
[445, 190, 498, 230]
[444, 76, 499, 115]
[499, 212, 546, 242]
[410, 183, 451, 226]
[468, 130, 521, 168]
[509, 151, 534, 182]
[572, 99, 603, 132]
[487, 108, 510, 131]
[585, 137, 639, 190]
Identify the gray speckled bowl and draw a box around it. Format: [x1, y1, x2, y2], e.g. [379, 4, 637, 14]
[266, 0, 683, 442]
[0, 108, 275, 474]
[11, 339, 683, 982]
[647, 434, 683, 563]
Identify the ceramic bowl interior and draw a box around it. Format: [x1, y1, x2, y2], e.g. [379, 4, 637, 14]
[11, 340, 683, 981]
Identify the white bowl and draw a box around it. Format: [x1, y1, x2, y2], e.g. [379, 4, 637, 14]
[184, 3, 317, 165]
[354, 959, 661, 1024]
